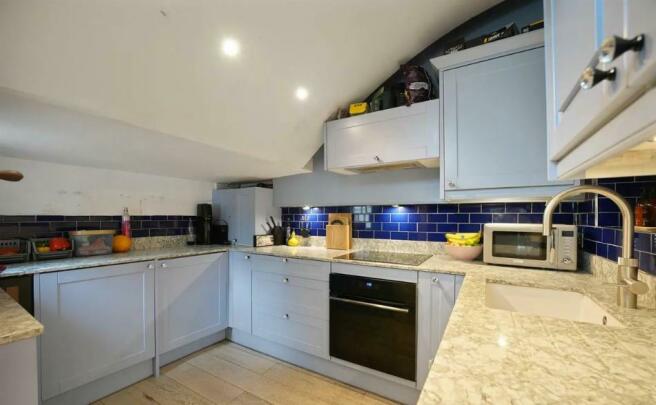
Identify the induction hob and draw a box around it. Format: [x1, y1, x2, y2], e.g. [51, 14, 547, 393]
[334, 251, 432, 266]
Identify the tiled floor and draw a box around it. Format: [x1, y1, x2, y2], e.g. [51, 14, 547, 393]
[94, 342, 398, 405]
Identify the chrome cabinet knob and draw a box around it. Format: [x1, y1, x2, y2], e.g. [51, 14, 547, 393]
[374, 155, 382, 162]
[283, 314, 289, 320]
[447, 181, 456, 188]
[147, 263, 155, 270]
[160, 263, 168, 268]
[600, 34, 644, 63]
[244, 255, 250, 260]
[282, 277, 289, 283]
[580, 67, 616, 90]
[431, 276, 439, 284]
[282, 258, 288, 263]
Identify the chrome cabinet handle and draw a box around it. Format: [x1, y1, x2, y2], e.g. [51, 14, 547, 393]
[580, 67, 616, 90]
[599, 34, 644, 63]
[147, 263, 155, 270]
[282, 258, 288, 263]
[283, 314, 289, 320]
[282, 277, 289, 283]
[244, 255, 250, 260]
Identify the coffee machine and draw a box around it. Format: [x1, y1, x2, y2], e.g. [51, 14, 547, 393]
[196, 204, 213, 245]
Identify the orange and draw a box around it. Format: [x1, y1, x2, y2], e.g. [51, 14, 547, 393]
[112, 235, 132, 253]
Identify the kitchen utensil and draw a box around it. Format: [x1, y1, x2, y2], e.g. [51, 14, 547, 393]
[269, 216, 277, 228]
[272, 227, 286, 245]
[0, 170, 23, 182]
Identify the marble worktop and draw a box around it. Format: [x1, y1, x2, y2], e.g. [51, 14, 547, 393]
[0, 288, 43, 346]
[236, 245, 656, 404]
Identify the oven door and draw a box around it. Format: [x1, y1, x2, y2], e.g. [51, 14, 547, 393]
[329, 274, 416, 381]
[483, 224, 554, 269]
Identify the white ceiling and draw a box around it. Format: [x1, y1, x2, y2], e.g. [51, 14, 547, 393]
[0, 0, 501, 182]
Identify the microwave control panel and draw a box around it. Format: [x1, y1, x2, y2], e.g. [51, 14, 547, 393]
[556, 227, 577, 270]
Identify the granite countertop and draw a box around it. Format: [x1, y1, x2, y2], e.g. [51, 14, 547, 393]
[0, 288, 43, 345]
[236, 245, 656, 404]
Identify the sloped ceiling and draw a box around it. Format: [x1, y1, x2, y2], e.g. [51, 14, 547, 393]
[0, 0, 501, 182]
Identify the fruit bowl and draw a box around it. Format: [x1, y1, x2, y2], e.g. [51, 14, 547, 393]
[444, 244, 483, 261]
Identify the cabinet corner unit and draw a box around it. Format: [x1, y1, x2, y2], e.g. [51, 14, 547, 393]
[432, 29, 574, 201]
[324, 99, 440, 175]
[544, 0, 656, 179]
[212, 187, 279, 246]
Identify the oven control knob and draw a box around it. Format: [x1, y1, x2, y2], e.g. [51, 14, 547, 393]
[562, 257, 572, 264]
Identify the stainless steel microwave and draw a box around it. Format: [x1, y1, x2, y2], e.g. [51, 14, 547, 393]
[483, 223, 577, 271]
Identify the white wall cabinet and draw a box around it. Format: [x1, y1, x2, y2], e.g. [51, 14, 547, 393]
[545, 1, 656, 179]
[213, 187, 278, 247]
[250, 255, 330, 358]
[156, 253, 228, 354]
[432, 30, 573, 200]
[38, 262, 155, 400]
[416, 272, 463, 387]
[229, 251, 252, 333]
[324, 99, 439, 174]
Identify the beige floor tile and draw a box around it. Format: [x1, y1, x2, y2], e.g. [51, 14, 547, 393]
[130, 375, 217, 405]
[189, 350, 331, 405]
[166, 362, 244, 404]
[228, 392, 272, 405]
[208, 342, 277, 374]
[99, 384, 160, 405]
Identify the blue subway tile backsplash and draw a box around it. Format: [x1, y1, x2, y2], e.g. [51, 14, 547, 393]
[281, 201, 575, 243]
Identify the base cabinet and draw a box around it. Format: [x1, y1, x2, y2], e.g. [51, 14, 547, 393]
[156, 253, 228, 354]
[229, 252, 253, 333]
[38, 262, 155, 401]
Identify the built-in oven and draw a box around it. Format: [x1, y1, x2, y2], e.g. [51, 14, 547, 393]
[483, 223, 577, 271]
[329, 273, 416, 381]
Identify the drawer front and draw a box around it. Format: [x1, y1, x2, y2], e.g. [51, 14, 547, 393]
[252, 305, 329, 358]
[252, 270, 328, 319]
[250, 254, 330, 281]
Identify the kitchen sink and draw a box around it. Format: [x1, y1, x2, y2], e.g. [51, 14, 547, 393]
[485, 282, 623, 327]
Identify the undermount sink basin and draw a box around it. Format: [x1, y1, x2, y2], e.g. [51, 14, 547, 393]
[485, 282, 623, 327]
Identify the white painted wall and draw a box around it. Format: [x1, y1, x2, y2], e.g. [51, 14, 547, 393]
[0, 156, 213, 215]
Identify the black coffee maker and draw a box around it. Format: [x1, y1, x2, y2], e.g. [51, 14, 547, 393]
[196, 204, 213, 245]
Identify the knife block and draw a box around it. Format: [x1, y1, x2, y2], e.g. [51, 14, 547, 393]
[326, 213, 352, 250]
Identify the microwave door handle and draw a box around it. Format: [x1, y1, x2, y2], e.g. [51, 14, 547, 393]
[548, 230, 556, 264]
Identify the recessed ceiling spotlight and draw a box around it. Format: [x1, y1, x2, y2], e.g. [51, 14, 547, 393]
[295, 87, 309, 101]
[302, 205, 311, 211]
[221, 38, 240, 57]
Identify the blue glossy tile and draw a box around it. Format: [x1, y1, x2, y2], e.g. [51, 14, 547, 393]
[437, 204, 458, 213]
[482, 203, 506, 213]
[531, 203, 546, 213]
[517, 213, 542, 224]
[602, 229, 616, 244]
[437, 223, 457, 232]
[374, 213, 391, 223]
[596, 243, 608, 258]
[470, 213, 492, 223]
[598, 197, 620, 213]
[427, 214, 447, 223]
[598, 213, 619, 227]
[427, 233, 446, 242]
[639, 251, 656, 274]
[417, 204, 438, 213]
[492, 213, 517, 223]
[408, 232, 427, 241]
[583, 239, 597, 255]
[552, 213, 574, 225]
[506, 203, 531, 213]
[408, 214, 427, 223]
[459, 224, 481, 232]
[399, 223, 417, 232]
[391, 232, 408, 240]
[635, 233, 651, 252]
[358, 230, 373, 239]
[447, 214, 469, 223]
[374, 231, 390, 239]
[607, 245, 620, 261]
[132, 229, 149, 238]
[558, 202, 576, 213]
[391, 213, 409, 222]
[36, 215, 65, 221]
[365, 222, 381, 231]
[418, 223, 436, 232]
[458, 204, 481, 213]
[382, 223, 399, 231]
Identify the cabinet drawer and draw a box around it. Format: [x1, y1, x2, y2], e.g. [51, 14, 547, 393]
[252, 270, 328, 320]
[250, 254, 330, 281]
[252, 305, 329, 358]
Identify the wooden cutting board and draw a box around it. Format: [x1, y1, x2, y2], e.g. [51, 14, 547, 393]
[326, 213, 352, 250]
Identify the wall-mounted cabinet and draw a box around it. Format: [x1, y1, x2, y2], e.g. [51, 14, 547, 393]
[324, 99, 439, 175]
[432, 30, 574, 201]
[213, 187, 278, 246]
[545, 0, 656, 179]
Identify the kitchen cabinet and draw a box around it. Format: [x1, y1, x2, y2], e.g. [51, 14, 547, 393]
[212, 187, 279, 246]
[432, 30, 573, 200]
[228, 251, 252, 333]
[38, 261, 155, 400]
[324, 99, 439, 175]
[416, 272, 463, 387]
[545, 1, 656, 179]
[250, 255, 329, 358]
[156, 253, 228, 355]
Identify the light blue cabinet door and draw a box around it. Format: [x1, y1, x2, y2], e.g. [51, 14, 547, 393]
[39, 262, 155, 400]
[228, 251, 252, 333]
[443, 47, 563, 194]
[156, 253, 228, 354]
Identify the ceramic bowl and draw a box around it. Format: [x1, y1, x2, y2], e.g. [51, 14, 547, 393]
[444, 244, 483, 261]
